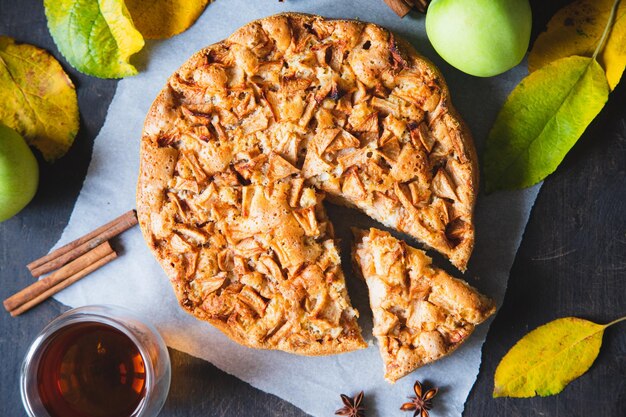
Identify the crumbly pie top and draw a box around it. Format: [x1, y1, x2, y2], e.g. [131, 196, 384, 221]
[352, 228, 495, 382]
[137, 12, 478, 355]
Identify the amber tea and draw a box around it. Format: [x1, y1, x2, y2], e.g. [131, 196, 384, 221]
[36, 321, 147, 417]
[21, 306, 170, 417]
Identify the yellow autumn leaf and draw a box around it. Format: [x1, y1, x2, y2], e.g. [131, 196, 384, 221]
[529, 0, 626, 90]
[126, 0, 211, 39]
[0, 37, 79, 161]
[494, 316, 626, 398]
[494, 317, 606, 398]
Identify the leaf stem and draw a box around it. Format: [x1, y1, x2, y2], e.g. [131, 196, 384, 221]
[605, 315, 626, 328]
[592, 0, 621, 60]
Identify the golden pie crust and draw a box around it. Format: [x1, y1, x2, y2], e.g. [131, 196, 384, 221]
[352, 228, 495, 382]
[137, 12, 479, 355]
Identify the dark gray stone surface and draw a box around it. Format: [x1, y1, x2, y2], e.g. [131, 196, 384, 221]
[1, 1, 624, 416]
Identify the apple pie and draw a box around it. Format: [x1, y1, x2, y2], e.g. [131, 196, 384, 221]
[137, 12, 478, 355]
[352, 228, 495, 382]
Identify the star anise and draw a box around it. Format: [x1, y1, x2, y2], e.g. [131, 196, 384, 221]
[335, 391, 365, 417]
[400, 381, 438, 417]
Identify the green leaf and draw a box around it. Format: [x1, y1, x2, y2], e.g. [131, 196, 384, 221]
[44, 0, 145, 79]
[484, 56, 609, 192]
[0, 37, 79, 161]
[493, 317, 607, 398]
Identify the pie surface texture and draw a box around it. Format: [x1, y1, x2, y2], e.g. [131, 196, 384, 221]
[352, 228, 496, 382]
[137, 13, 478, 355]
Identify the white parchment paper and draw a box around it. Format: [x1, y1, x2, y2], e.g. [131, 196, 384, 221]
[52, 1, 540, 415]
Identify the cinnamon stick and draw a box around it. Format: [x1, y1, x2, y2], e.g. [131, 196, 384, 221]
[10, 251, 118, 317]
[4, 242, 115, 313]
[384, 0, 413, 17]
[27, 210, 136, 277]
[384, 0, 430, 17]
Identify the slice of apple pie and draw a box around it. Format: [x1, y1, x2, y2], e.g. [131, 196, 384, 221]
[352, 228, 496, 382]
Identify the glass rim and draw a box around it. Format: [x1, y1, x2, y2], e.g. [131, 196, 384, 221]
[20, 304, 167, 417]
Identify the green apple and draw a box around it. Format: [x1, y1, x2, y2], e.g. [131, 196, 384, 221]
[0, 123, 39, 222]
[426, 0, 532, 77]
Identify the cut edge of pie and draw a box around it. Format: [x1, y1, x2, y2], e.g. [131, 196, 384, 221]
[352, 228, 495, 382]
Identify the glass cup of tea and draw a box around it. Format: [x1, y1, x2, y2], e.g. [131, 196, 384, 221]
[20, 305, 171, 417]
